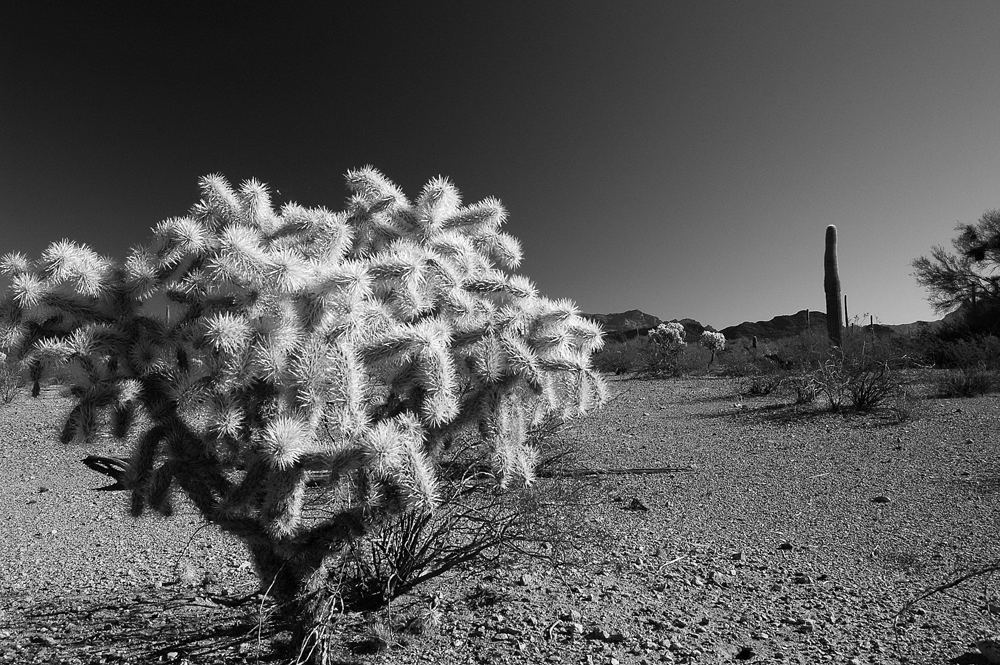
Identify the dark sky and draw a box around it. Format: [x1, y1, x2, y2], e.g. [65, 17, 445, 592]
[4, 1, 1000, 326]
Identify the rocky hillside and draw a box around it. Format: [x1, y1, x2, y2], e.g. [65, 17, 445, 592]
[589, 308, 945, 342]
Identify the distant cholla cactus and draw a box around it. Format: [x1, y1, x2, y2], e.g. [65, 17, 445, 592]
[648, 322, 686, 348]
[0, 168, 606, 613]
[699, 330, 726, 367]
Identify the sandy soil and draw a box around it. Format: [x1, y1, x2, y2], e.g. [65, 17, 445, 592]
[1, 376, 998, 665]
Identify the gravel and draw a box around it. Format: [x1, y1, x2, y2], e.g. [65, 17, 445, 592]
[1, 376, 998, 664]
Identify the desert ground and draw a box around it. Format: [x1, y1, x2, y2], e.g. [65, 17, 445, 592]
[1, 374, 997, 665]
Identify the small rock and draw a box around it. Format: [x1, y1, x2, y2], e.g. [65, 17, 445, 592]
[588, 628, 612, 642]
[735, 645, 756, 660]
[562, 609, 583, 622]
[32, 635, 56, 647]
[625, 497, 649, 511]
[977, 639, 1000, 665]
[568, 622, 585, 635]
[709, 571, 733, 587]
[871, 495, 891, 504]
[777, 542, 794, 552]
[518, 573, 534, 587]
[731, 551, 744, 561]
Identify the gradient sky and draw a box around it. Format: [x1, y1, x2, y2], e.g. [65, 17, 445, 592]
[3, 1, 999, 328]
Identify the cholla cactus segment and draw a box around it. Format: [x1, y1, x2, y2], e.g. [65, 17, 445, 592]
[699, 330, 726, 351]
[649, 322, 686, 348]
[0, 168, 607, 588]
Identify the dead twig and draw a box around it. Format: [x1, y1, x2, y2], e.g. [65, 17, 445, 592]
[895, 561, 1000, 624]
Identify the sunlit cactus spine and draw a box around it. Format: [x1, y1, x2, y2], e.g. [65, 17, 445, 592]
[0, 168, 606, 625]
[824, 225, 843, 345]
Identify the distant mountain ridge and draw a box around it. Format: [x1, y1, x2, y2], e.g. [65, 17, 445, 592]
[586, 308, 943, 342]
[582, 309, 713, 342]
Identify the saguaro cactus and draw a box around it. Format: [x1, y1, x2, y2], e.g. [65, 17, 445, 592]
[824, 225, 842, 345]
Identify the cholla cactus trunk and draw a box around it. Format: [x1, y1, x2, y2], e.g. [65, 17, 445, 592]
[0, 169, 607, 648]
[824, 225, 843, 346]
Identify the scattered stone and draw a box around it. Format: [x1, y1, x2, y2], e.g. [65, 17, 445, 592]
[625, 497, 649, 511]
[709, 571, 734, 587]
[562, 609, 583, 622]
[588, 627, 612, 642]
[608, 630, 629, 643]
[977, 639, 1000, 665]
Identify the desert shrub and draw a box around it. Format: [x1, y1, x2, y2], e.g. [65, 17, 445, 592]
[740, 372, 784, 396]
[0, 359, 21, 404]
[811, 345, 903, 412]
[919, 333, 1000, 370]
[787, 373, 818, 404]
[335, 419, 589, 612]
[0, 169, 607, 662]
[764, 329, 829, 371]
[936, 366, 997, 397]
[721, 354, 785, 378]
[591, 338, 653, 375]
[889, 387, 919, 423]
[844, 360, 898, 411]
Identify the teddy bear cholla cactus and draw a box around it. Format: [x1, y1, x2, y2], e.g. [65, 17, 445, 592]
[699, 330, 726, 367]
[0, 167, 606, 607]
[648, 322, 685, 348]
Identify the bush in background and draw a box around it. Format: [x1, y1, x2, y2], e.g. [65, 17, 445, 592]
[0, 358, 21, 404]
[936, 365, 997, 397]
